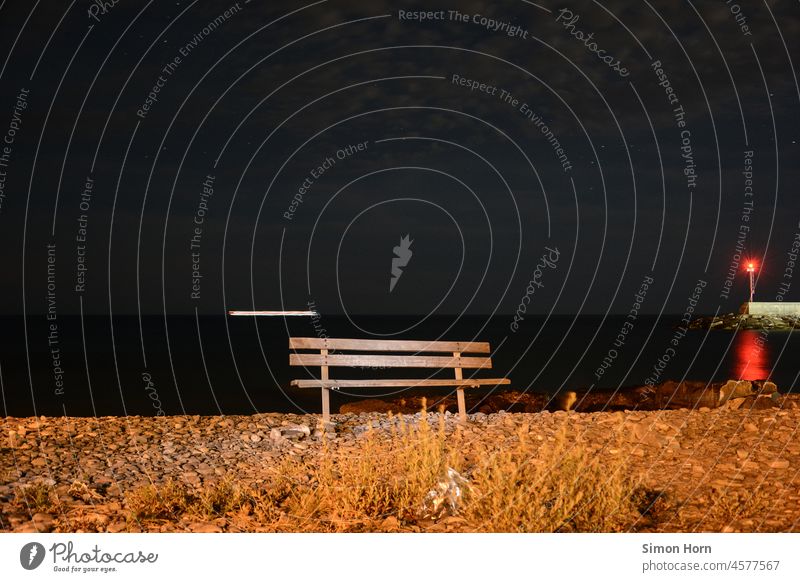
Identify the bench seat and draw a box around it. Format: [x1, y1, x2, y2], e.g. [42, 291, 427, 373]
[290, 378, 511, 389]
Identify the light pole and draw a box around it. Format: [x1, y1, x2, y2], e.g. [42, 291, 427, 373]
[746, 262, 756, 303]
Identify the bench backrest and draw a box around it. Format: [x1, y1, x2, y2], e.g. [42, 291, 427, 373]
[288, 337, 493, 369]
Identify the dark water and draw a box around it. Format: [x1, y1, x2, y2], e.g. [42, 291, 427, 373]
[0, 314, 797, 417]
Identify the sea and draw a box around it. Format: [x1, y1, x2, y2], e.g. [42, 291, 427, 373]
[0, 314, 797, 417]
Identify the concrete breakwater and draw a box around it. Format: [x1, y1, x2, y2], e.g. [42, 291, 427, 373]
[688, 313, 800, 331]
[740, 302, 800, 316]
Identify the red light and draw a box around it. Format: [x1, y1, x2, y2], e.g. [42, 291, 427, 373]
[746, 261, 756, 272]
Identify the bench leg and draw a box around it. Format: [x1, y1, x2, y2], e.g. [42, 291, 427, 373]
[456, 387, 467, 423]
[321, 387, 330, 425]
[453, 353, 467, 423]
[320, 352, 330, 425]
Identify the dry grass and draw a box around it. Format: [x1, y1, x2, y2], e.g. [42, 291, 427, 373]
[280, 408, 458, 530]
[194, 477, 253, 518]
[126, 480, 194, 521]
[125, 477, 254, 522]
[122, 407, 650, 532]
[700, 486, 777, 531]
[14, 482, 61, 514]
[460, 424, 639, 532]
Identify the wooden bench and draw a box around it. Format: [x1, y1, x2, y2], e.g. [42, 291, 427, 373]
[289, 337, 510, 423]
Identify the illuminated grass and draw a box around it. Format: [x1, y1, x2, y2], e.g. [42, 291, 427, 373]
[122, 407, 647, 532]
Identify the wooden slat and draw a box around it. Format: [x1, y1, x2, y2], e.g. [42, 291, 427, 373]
[288, 337, 490, 353]
[290, 378, 510, 388]
[290, 353, 492, 369]
[230, 311, 318, 316]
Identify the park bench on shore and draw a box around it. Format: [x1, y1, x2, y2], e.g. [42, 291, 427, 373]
[289, 337, 510, 423]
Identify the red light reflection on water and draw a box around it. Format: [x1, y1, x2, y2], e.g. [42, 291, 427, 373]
[734, 330, 771, 380]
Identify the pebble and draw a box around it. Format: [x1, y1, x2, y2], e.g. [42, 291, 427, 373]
[32, 513, 55, 532]
[189, 522, 223, 533]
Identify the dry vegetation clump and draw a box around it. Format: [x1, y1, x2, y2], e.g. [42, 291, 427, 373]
[121, 407, 655, 532]
[67, 480, 98, 501]
[280, 409, 458, 531]
[692, 486, 778, 532]
[126, 480, 195, 521]
[125, 477, 255, 522]
[194, 477, 253, 518]
[631, 488, 677, 530]
[460, 424, 640, 532]
[14, 482, 61, 514]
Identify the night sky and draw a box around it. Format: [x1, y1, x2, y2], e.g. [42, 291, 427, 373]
[1, 0, 799, 319]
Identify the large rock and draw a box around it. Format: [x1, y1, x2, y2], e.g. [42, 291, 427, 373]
[652, 379, 783, 410]
[753, 380, 778, 395]
[721, 381, 780, 410]
[717, 380, 754, 404]
[269, 424, 311, 441]
[736, 394, 781, 410]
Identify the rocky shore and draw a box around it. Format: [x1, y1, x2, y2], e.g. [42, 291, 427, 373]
[339, 379, 792, 415]
[2, 394, 799, 533]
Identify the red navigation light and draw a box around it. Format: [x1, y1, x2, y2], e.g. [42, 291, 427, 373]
[745, 260, 757, 302]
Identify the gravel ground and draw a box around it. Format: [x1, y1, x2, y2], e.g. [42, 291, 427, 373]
[2, 401, 799, 532]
